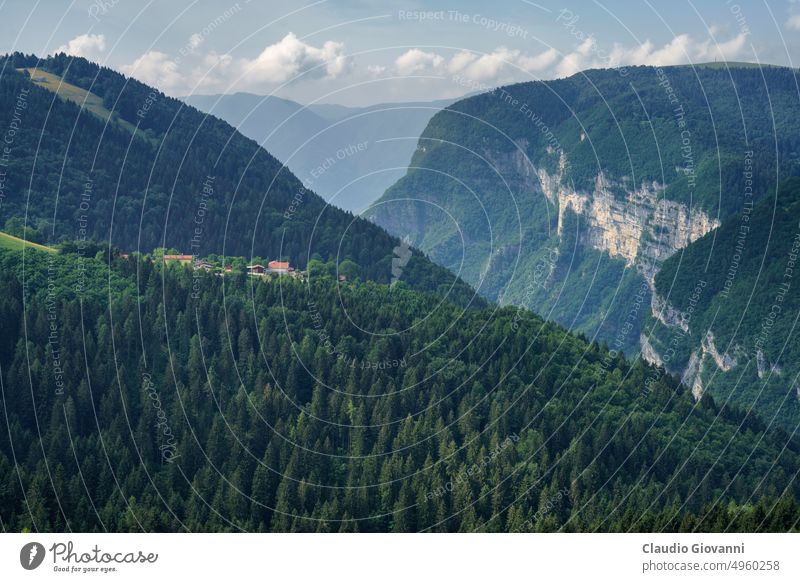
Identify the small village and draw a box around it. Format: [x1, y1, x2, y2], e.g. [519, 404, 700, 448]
[160, 254, 308, 280]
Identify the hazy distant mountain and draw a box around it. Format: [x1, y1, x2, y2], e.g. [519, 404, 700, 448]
[183, 92, 455, 212]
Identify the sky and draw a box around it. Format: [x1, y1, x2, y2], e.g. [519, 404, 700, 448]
[1, 0, 799, 106]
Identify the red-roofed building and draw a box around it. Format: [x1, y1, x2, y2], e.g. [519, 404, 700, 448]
[164, 254, 193, 265]
[268, 260, 290, 274]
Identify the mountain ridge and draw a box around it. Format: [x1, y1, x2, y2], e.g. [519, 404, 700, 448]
[366, 63, 800, 426]
[0, 52, 479, 306]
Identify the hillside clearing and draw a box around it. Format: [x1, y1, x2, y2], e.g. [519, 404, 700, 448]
[0, 231, 56, 253]
[19, 67, 140, 136]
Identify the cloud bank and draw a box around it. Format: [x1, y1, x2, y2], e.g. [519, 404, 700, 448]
[392, 32, 750, 82]
[121, 32, 349, 94]
[116, 30, 753, 96]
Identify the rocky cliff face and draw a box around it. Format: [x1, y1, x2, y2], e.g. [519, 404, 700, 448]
[371, 142, 722, 369]
[530, 147, 726, 377]
[534, 150, 720, 284]
[372, 139, 719, 288]
[702, 331, 737, 372]
[640, 333, 663, 367]
[756, 348, 783, 379]
[516, 142, 729, 381]
[682, 351, 705, 399]
[678, 332, 738, 400]
[650, 292, 690, 331]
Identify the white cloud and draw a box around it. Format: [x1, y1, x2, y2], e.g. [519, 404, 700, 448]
[188, 33, 204, 51]
[786, 14, 800, 30]
[607, 33, 748, 68]
[55, 34, 106, 59]
[555, 38, 596, 77]
[122, 33, 349, 94]
[707, 24, 727, 36]
[121, 51, 184, 93]
[448, 48, 515, 81]
[447, 51, 476, 75]
[390, 32, 750, 88]
[518, 48, 559, 73]
[242, 33, 349, 83]
[396, 46, 559, 82]
[554, 33, 749, 78]
[189, 52, 235, 90]
[395, 49, 444, 76]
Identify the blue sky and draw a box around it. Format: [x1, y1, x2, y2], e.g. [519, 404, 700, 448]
[1, 0, 799, 105]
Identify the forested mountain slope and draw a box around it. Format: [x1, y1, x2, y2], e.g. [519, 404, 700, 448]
[367, 64, 800, 358]
[1, 246, 798, 532]
[0, 53, 476, 304]
[1, 54, 798, 535]
[647, 178, 800, 429]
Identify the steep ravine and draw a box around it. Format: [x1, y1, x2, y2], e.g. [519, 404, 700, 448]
[534, 147, 720, 285]
[533, 149, 725, 382]
[371, 141, 721, 362]
[367, 65, 800, 426]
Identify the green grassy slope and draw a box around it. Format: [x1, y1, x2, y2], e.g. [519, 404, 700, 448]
[0, 230, 56, 252]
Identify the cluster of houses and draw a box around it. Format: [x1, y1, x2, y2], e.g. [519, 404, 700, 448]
[161, 254, 305, 279]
